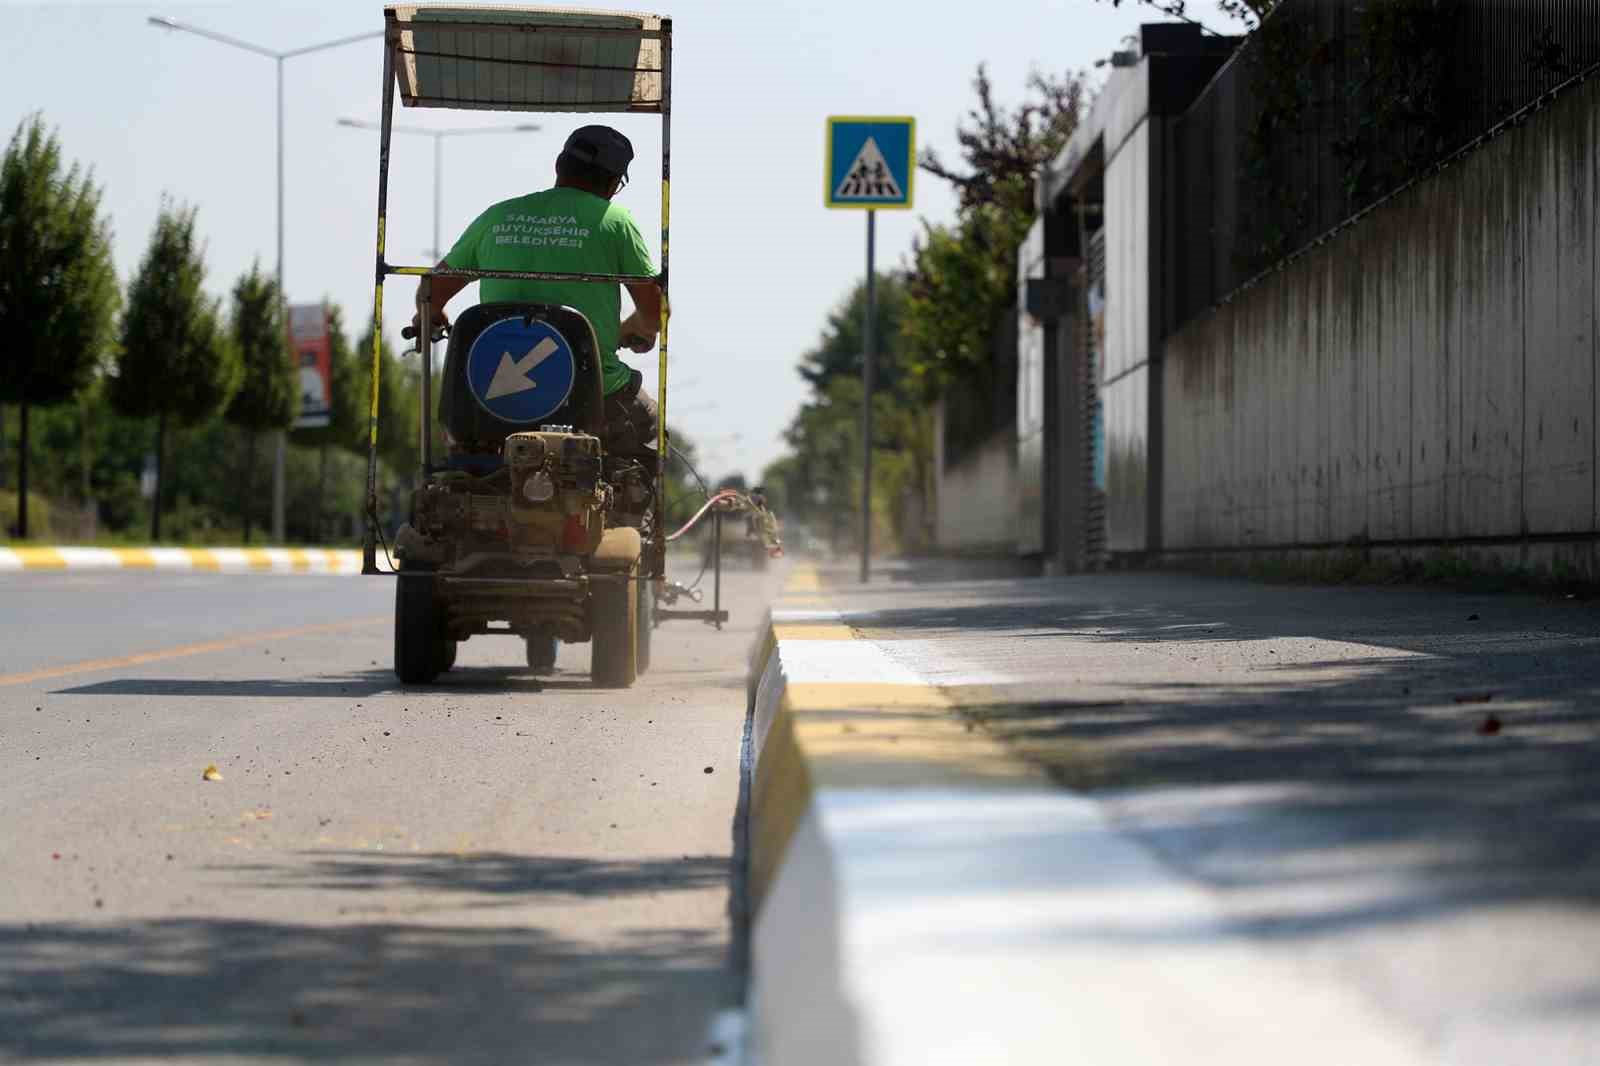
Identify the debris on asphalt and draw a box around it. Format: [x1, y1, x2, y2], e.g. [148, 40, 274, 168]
[1477, 713, 1503, 735]
[1455, 692, 1496, 705]
[703, 766, 714, 774]
[1467, 613, 1481, 621]
[201, 764, 223, 782]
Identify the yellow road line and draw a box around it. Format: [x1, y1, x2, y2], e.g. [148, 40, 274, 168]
[0, 616, 388, 688]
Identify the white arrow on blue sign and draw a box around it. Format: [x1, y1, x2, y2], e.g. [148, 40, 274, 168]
[465, 317, 577, 425]
[826, 116, 916, 210]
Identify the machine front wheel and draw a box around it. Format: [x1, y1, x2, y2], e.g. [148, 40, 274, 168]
[590, 569, 638, 689]
[394, 570, 443, 685]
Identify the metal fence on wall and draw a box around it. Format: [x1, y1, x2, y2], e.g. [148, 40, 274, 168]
[1173, 0, 1600, 329]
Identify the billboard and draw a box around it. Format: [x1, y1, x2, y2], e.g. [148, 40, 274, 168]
[288, 304, 332, 429]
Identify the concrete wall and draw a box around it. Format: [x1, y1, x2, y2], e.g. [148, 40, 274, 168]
[1163, 73, 1598, 566]
[1017, 219, 1048, 556]
[935, 425, 1018, 555]
[1104, 119, 1154, 553]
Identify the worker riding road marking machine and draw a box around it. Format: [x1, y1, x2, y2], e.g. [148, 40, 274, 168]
[359, 4, 773, 687]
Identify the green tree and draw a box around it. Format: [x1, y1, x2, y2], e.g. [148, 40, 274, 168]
[0, 114, 119, 538]
[797, 274, 910, 394]
[907, 65, 1084, 403]
[224, 263, 295, 542]
[112, 202, 241, 542]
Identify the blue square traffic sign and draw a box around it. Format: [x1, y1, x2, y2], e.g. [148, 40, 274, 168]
[826, 116, 915, 210]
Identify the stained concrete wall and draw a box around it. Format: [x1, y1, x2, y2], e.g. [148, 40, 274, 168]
[1163, 73, 1599, 566]
[935, 427, 1018, 555]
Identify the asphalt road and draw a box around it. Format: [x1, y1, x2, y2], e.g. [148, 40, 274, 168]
[0, 560, 781, 1064]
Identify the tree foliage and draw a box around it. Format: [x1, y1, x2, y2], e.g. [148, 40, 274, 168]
[112, 203, 240, 426]
[0, 114, 119, 407]
[113, 202, 240, 540]
[1093, 0, 1275, 32]
[905, 65, 1084, 404]
[0, 114, 119, 536]
[224, 263, 295, 434]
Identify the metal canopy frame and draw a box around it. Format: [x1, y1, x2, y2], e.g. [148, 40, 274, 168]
[363, 4, 672, 581]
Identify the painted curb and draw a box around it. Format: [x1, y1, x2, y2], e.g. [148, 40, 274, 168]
[0, 546, 366, 575]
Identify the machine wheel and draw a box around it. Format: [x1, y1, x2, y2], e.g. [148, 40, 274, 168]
[394, 569, 443, 684]
[525, 630, 558, 673]
[635, 575, 653, 675]
[438, 639, 458, 673]
[590, 568, 638, 689]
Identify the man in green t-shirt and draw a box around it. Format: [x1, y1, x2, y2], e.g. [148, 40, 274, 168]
[412, 125, 663, 454]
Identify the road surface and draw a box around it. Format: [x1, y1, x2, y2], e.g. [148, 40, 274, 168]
[0, 562, 778, 1064]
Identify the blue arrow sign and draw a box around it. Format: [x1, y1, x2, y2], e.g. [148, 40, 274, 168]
[465, 317, 577, 425]
[826, 116, 916, 210]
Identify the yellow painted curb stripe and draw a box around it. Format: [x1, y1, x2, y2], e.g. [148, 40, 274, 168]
[115, 548, 157, 569]
[184, 549, 221, 571]
[772, 623, 855, 641]
[10, 547, 66, 569]
[0, 616, 388, 688]
[748, 621, 1036, 910]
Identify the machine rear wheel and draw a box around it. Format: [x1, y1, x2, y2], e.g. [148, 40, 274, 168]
[395, 569, 443, 684]
[590, 568, 638, 689]
[525, 631, 558, 673]
[635, 575, 653, 675]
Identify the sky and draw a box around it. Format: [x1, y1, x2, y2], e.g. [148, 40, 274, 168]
[1, 0, 1238, 482]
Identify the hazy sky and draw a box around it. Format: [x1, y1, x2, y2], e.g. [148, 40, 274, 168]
[2, 0, 1237, 481]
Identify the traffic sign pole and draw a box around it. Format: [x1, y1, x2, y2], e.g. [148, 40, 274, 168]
[824, 115, 912, 583]
[861, 209, 876, 585]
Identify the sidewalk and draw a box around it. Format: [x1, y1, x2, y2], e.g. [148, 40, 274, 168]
[744, 564, 1600, 1065]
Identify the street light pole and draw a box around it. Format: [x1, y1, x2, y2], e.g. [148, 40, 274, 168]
[336, 119, 541, 260]
[147, 15, 383, 543]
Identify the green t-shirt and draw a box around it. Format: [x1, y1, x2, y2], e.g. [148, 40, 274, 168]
[444, 186, 656, 395]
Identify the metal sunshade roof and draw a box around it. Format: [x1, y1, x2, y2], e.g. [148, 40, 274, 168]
[385, 4, 667, 114]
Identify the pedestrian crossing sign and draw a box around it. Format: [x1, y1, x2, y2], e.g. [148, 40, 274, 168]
[826, 116, 915, 210]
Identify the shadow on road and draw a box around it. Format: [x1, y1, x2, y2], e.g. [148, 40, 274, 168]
[50, 667, 623, 699]
[217, 850, 728, 899]
[0, 918, 723, 1063]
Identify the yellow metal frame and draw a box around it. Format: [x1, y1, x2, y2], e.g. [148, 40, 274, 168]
[364, 11, 673, 579]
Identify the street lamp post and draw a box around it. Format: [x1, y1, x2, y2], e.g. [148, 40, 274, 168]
[147, 16, 383, 543]
[335, 119, 541, 260]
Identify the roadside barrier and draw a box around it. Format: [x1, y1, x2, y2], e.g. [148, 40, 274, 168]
[0, 546, 365, 575]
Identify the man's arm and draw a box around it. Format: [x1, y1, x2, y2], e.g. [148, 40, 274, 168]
[411, 259, 472, 334]
[620, 280, 663, 352]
